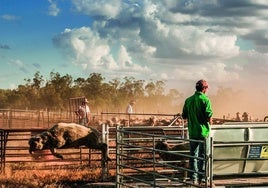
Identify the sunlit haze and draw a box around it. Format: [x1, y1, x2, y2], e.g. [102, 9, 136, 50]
[0, 1, 268, 119]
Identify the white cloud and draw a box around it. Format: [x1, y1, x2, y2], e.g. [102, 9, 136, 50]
[72, 0, 121, 19]
[118, 45, 132, 67]
[8, 59, 29, 74]
[52, 0, 268, 99]
[1, 14, 20, 21]
[194, 34, 239, 58]
[48, 0, 60, 16]
[243, 50, 268, 74]
[173, 62, 240, 84]
[169, 26, 240, 58]
[160, 73, 168, 80]
[54, 27, 112, 68]
[8, 83, 17, 90]
[53, 27, 150, 74]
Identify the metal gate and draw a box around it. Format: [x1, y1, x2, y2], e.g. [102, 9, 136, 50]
[115, 126, 211, 187]
[69, 97, 87, 124]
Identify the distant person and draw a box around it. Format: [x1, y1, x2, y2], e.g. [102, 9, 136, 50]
[126, 100, 135, 114]
[242, 112, 249, 122]
[182, 79, 213, 186]
[125, 100, 135, 126]
[75, 98, 90, 126]
[235, 112, 241, 121]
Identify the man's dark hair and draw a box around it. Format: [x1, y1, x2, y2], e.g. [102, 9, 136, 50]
[195, 79, 208, 91]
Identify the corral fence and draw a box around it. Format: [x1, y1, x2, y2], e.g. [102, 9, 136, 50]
[0, 112, 187, 182]
[69, 97, 91, 124]
[2, 109, 268, 187]
[100, 112, 183, 126]
[100, 112, 187, 181]
[0, 109, 71, 129]
[0, 128, 107, 175]
[114, 123, 268, 187]
[0, 97, 98, 129]
[114, 126, 212, 188]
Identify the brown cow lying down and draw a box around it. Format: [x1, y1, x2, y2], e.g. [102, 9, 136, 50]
[29, 122, 111, 162]
[155, 141, 189, 181]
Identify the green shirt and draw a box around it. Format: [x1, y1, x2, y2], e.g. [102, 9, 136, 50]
[182, 91, 213, 139]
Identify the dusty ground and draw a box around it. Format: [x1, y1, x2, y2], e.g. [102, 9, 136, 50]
[213, 175, 268, 187]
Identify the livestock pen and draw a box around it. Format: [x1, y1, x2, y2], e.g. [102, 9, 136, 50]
[114, 123, 268, 187]
[2, 110, 268, 187]
[0, 112, 187, 187]
[0, 127, 113, 187]
[0, 128, 106, 165]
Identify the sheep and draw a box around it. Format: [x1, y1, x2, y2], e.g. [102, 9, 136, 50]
[155, 141, 189, 181]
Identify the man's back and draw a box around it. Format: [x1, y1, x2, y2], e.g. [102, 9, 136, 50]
[182, 80, 213, 139]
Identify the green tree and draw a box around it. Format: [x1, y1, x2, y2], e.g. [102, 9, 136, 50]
[118, 76, 145, 100]
[108, 78, 124, 110]
[0, 89, 11, 108]
[145, 81, 156, 96]
[0, 71, 182, 115]
[8, 85, 31, 109]
[21, 71, 45, 109]
[78, 73, 109, 111]
[40, 72, 74, 110]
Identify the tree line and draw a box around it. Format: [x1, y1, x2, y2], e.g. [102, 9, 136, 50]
[0, 71, 184, 114]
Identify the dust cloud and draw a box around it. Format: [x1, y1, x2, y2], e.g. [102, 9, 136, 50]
[210, 88, 268, 121]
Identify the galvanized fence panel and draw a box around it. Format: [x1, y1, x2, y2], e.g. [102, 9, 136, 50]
[115, 126, 211, 188]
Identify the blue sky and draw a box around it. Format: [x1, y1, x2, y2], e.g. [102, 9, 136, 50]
[1, 0, 268, 118]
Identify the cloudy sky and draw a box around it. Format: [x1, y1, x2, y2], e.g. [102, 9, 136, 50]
[1, 0, 268, 118]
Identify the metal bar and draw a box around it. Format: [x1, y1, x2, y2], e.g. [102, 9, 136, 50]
[101, 112, 178, 117]
[115, 126, 209, 187]
[210, 136, 213, 188]
[0, 130, 4, 173]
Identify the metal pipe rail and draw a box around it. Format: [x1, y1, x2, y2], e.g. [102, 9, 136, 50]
[101, 112, 184, 128]
[115, 126, 211, 188]
[0, 128, 105, 174]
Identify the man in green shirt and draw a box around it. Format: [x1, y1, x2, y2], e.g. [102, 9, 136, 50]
[182, 79, 213, 185]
